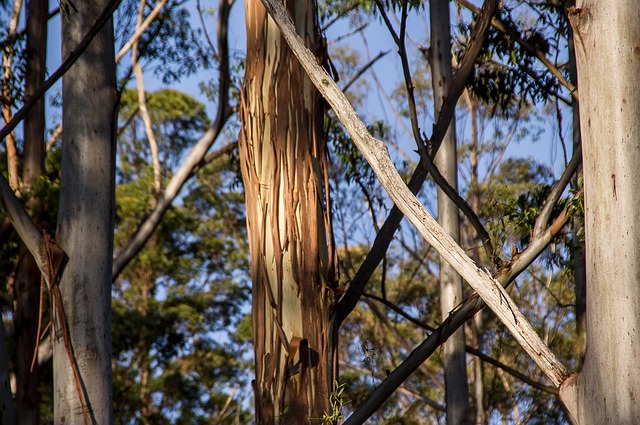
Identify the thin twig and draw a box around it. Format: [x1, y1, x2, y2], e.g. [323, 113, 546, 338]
[115, 0, 169, 62]
[132, 0, 163, 195]
[341, 50, 389, 93]
[0, 7, 59, 50]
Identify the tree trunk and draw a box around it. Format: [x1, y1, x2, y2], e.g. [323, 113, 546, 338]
[566, 11, 586, 365]
[430, 1, 470, 423]
[464, 89, 485, 425]
[561, 2, 640, 423]
[239, 1, 337, 423]
[23, 0, 46, 185]
[14, 1, 47, 423]
[54, 1, 117, 423]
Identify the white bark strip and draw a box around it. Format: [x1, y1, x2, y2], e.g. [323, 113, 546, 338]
[261, 0, 568, 388]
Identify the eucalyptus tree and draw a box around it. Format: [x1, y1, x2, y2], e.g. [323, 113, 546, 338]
[54, 0, 118, 423]
[239, 0, 339, 422]
[560, 1, 640, 423]
[1, 0, 236, 421]
[259, 1, 584, 425]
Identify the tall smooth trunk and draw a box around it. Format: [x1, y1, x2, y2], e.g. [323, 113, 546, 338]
[561, 1, 640, 423]
[430, 1, 470, 423]
[54, 1, 117, 423]
[239, 1, 337, 423]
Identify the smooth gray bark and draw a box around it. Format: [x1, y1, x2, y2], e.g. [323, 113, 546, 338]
[430, 1, 470, 424]
[54, 0, 117, 423]
[561, 1, 640, 423]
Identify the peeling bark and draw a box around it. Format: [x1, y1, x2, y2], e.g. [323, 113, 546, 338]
[240, 1, 337, 423]
[262, 0, 567, 389]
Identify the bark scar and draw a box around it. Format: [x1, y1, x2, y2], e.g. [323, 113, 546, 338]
[611, 173, 617, 199]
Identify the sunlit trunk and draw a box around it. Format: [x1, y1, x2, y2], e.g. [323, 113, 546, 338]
[239, 1, 337, 423]
[562, 1, 640, 423]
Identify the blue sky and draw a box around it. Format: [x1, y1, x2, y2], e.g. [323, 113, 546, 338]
[23, 0, 571, 181]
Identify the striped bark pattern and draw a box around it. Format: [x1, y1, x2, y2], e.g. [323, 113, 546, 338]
[239, 1, 336, 423]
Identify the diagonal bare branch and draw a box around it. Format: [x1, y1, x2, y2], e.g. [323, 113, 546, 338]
[344, 201, 573, 424]
[0, 175, 64, 289]
[262, 0, 568, 398]
[132, 0, 163, 195]
[341, 49, 389, 93]
[335, 0, 500, 328]
[343, 141, 582, 423]
[364, 292, 559, 396]
[115, 0, 169, 62]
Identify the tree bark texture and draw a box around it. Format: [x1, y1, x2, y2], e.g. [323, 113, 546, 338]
[240, 1, 336, 423]
[430, 1, 470, 423]
[561, 1, 640, 423]
[54, 0, 117, 423]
